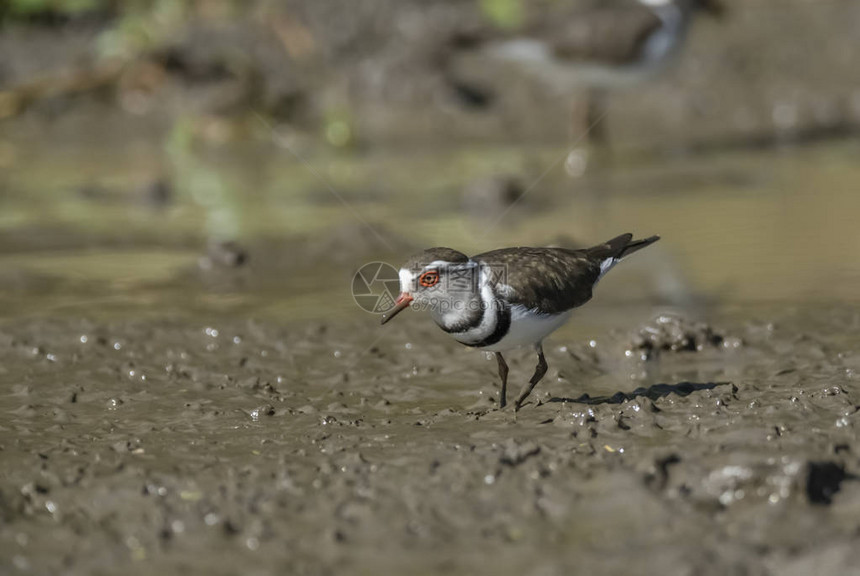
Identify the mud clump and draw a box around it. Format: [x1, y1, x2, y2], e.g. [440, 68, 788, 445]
[629, 314, 742, 360]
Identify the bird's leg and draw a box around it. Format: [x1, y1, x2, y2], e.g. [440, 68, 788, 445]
[495, 352, 509, 409]
[570, 95, 589, 143]
[514, 344, 548, 411]
[586, 87, 609, 147]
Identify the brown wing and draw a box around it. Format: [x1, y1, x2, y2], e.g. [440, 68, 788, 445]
[473, 247, 601, 314]
[537, 4, 664, 66]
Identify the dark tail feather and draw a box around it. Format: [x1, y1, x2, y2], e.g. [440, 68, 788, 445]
[618, 235, 660, 259]
[587, 233, 660, 260]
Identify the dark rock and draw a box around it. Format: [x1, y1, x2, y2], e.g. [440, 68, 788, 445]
[139, 178, 172, 209]
[462, 175, 523, 218]
[200, 240, 248, 269]
[806, 461, 849, 505]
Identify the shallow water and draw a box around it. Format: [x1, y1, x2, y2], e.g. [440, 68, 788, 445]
[2, 126, 860, 574]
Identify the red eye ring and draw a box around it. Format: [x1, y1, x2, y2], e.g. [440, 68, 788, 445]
[419, 270, 439, 288]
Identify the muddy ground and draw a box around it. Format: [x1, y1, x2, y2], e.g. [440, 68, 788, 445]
[2, 302, 860, 576]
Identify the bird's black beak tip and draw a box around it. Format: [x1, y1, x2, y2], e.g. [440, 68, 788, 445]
[380, 293, 413, 325]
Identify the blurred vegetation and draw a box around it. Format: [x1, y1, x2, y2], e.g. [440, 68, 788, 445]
[478, 0, 525, 29]
[1, 0, 116, 21]
[3, 0, 525, 32]
[0, 0, 196, 60]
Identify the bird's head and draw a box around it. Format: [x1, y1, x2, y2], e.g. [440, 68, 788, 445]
[691, 0, 725, 17]
[380, 248, 472, 325]
[642, 0, 725, 17]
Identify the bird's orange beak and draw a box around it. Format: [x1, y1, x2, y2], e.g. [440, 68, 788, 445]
[380, 293, 413, 325]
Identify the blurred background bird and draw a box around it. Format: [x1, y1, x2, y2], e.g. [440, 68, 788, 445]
[448, 0, 726, 155]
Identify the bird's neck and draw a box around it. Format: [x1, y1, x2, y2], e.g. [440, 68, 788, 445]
[641, 0, 691, 16]
[640, 0, 691, 64]
[652, 0, 687, 29]
[427, 263, 497, 337]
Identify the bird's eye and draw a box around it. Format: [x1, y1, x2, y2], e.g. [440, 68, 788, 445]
[419, 270, 439, 288]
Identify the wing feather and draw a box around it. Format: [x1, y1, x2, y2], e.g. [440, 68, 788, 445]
[473, 247, 601, 314]
[538, 4, 664, 66]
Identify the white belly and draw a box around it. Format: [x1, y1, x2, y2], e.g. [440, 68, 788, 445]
[480, 306, 573, 352]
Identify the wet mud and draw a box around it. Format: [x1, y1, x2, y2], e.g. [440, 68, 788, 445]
[2, 306, 860, 575]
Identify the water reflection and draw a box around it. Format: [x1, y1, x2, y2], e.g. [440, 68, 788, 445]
[1, 130, 860, 322]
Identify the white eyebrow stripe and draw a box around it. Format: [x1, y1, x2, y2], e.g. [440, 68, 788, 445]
[399, 268, 414, 293]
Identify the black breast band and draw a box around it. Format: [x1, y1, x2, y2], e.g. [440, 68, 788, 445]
[465, 303, 511, 348]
